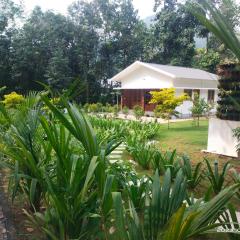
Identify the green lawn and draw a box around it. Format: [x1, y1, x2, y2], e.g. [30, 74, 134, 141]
[158, 120, 208, 155]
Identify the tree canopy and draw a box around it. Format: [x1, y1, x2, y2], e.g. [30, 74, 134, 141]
[0, 0, 239, 103]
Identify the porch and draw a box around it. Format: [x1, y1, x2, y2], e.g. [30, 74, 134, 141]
[121, 89, 156, 111]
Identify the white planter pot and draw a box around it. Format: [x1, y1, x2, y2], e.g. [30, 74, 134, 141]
[207, 118, 240, 158]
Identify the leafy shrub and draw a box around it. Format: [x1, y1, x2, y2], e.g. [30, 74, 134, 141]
[190, 97, 209, 127]
[88, 103, 99, 113]
[152, 149, 181, 179]
[113, 104, 119, 117]
[112, 170, 239, 240]
[181, 155, 202, 189]
[205, 159, 230, 194]
[133, 105, 144, 120]
[125, 175, 151, 211]
[2, 91, 25, 108]
[128, 143, 155, 169]
[83, 103, 89, 112]
[122, 106, 129, 116]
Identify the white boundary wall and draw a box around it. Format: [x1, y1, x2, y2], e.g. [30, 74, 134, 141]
[207, 118, 240, 158]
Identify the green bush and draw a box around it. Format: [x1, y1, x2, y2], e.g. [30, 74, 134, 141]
[122, 106, 129, 115]
[2, 91, 25, 108]
[133, 105, 144, 120]
[128, 143, 155, 170]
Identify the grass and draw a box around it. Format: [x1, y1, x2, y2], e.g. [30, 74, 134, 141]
[158, 119, 208, 155]
[156, 119, 237, 168]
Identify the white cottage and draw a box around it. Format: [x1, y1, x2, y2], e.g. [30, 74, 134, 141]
[110, 61, 219, 117]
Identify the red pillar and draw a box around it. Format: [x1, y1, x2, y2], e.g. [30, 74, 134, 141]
[141, 90, 145, 111]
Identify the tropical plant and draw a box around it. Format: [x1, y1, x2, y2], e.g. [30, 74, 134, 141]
[133, 105, 144, 120]
[189, 0, 240, 61]
[128, 143, 156, 169]
[124, 175, 151, 211]
[217, 203, 240, 240]
[163, 184, 240, 240]
[2, 91, 25, 108]
[190, 96, 209, 127]
[205, 159, 231, 194]
[150, 88, 188, 129]
[112, 170, 240, 240]
[22, 96, 122, 239]
[112, 169, 187, 239]
[232, 168, 240, 200]
[152, 149, 181, 179]
[181, 155, 202, 189]
[0, 92, 48, 210]
[122, 106, 129, 117]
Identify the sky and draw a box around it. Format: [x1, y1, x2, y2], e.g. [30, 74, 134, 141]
[18, 0, 156, 19]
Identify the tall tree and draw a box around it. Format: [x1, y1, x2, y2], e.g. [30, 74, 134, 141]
[152, 0, 197, 66]
[45, 48, 72, 92]
[11, 7, 74, 93]
[0, 0, 22, 90]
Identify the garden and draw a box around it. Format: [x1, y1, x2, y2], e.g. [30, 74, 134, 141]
[0, 91, 239, 240]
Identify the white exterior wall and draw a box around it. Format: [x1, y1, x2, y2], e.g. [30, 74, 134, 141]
[120, 67, 173, 89]
[173, 78, 218, 89]
[119, 66, 219, 116]
[207, 118, 240, 157]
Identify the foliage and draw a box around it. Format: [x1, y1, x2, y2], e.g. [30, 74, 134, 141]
[181, 155, 202, 189]
[189, 0, 240, 61]
[122, 106, 129, 116]
[232, 168, 240, 200]
[190, 96, 209, 127]
[233, 127, 240, 152]
[205, 159, 230, 194]
[1, 91, 25, 108]
[1, 94, 240, 239]
[193, 48, 220, 73]
[217, 64, 240, 121]
[128, 143, 156, 170]
[150, 88, 188, 128]
[152, 0, 198, 66]
[112, 169, 239, 240]
[0, 94, 45, 210]
[153, 149, 181, 179]
[163, 184, 239, 240]
[133, 105, 144, 120]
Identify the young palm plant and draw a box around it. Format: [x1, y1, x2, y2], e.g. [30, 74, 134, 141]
[28, 96, 120, 239]
[205, 159, 230, 194]
[0, 96, 48, 211]
[112, 171, 240, 240]
[152, 149, 181, 179]
[181, 155, 202, 190]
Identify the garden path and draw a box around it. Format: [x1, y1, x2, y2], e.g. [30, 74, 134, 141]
[108, 143, 126, 163]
